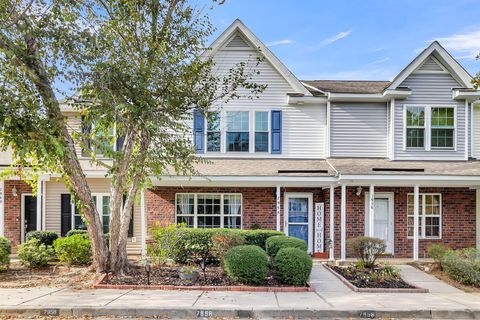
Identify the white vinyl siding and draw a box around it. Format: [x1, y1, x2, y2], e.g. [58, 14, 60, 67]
[394, 73, 465, 160]
[473, 104, 480, 159]
[330, 103, 388, 157]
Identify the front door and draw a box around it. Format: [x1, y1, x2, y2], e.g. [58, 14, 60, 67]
[23, 195, 37, 242]
[284, 193, 313, 253]
[365, 194, 394, 253]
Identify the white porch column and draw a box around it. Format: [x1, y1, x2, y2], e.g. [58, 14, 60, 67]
[368, 185, 375, 237]
[276, 186, 281, 231]
[476, 188, 480, 252]
[140, 189, 146, 257]
[36, 178, 42, 231]
[0, 180, 4, 237]
[413, 185, 420, 261]
[41, 180, 46, 231]
[340, 184, 346, 261]
[329, 185, 335, 261]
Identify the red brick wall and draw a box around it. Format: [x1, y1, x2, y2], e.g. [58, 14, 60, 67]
[323, 186, 477, 259]
[3, 180, 32, 248]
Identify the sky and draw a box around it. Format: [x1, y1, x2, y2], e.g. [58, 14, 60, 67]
[195, 0, 480, 81]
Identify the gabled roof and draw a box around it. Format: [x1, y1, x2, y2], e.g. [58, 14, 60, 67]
[388, 41, 473, 90]
[206, 19, 312, 96]
[301, 80, 391, 94]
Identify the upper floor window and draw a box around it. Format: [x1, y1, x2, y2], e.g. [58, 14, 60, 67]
[404, 105, 455, 151]
[226, 111, 249, 152]
[255, 111, 269, 152]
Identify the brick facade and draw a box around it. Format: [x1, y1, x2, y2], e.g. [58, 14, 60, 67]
[146, 186, 476, 258]
[3, 180, 33, 248]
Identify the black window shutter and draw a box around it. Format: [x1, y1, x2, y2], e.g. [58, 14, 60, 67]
[116, 135, 125, 151]
[81, 115, 92, 157]
[123, 195, 134, 237]
[61, 194, 72, 237]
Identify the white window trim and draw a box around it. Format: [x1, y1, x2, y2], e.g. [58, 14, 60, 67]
[175, 193, 243, 229]
[204, 110, 271, 154]
[407, 193, 442, 240]
[403, 104, 457, 151]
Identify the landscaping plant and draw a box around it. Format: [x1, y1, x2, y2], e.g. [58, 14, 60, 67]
[347, 236, 386, 268]
[441, 248, 480, 286]
[18, 239, 53, 268]
[211, 232, 246, 261]
[66, 230, 89, 238]
[0, 237, 11, 271]
[242, 230, 283, 249]
[273, 247, 312, 285]
[54, 235, 92, 265]
[224, 245, 268, 285]
[427, 244, 449, 265]
[266, 235, 308, 257]
[25, 231, 59, 247]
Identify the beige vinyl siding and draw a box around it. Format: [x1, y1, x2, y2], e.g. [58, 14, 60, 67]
[45, 178, 142, 255]
[394, 72, 465, 160]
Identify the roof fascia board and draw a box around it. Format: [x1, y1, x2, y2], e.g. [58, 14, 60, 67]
[288, 96, 327, 105]
[452, 89, 480, 102]
[205, 19, 312, 96]
[388, 42, 473, 90]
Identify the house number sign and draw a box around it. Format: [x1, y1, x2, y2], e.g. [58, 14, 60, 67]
[314, 202, 324, 253]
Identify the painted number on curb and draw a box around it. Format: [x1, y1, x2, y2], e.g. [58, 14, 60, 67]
[359, 311, 376, 319]
[40, 308, 60, 316]
[196, 310, 214, 318]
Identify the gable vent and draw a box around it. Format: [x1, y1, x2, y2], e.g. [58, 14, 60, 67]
[226, 34, 250, 48]
[417, 57, 445, 72]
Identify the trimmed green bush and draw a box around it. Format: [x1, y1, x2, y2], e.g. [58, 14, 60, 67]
[347, 236, 386, 268]
[212, 231, 245, 261]
[273, 247, 312, 285]
[224, 245, 268, 284]
[266, 235, 307, 257]
[427, 244, 449, 264]
[66, 229, 88, 237]
[26, 231, 59, 247]
[441, 248, 480, 286]
[54, 234, 92, 265]
[18, 239, 53, 268]
[0, 237, 11, 271]
[243, 230, 284, 249]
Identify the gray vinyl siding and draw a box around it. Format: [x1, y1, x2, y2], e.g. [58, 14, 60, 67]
[394, 73, 465, 160]
[473, 105, 480, 159]
[330, 103, 388, 157]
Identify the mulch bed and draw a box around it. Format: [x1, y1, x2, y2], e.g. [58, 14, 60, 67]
[102, 264, 301, 288]
[331, 265, 415, 289]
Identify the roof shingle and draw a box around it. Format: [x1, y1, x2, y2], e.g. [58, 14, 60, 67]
[301, 80, 391, 94]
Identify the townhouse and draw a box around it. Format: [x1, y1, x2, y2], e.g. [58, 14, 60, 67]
[1, 19, 480, 260]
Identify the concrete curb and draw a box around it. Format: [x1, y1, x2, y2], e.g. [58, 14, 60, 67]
[1, 306, 480, 319]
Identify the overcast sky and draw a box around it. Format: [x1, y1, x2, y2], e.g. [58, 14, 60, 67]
[197, 0, 480, 81]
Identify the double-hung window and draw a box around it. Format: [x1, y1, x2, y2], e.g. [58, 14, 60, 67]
[255, 111, 269, 152]
[226, 111, 249, 152]
[407, 193, 441, 239]
[406, 106, 425, 148]
[176, 193, 242, 229]
[207, 112, 221, 152]
[430, 107, 454, 149]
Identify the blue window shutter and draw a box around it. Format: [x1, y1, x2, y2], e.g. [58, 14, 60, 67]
[271, 110, 282, 154]
[193, 109, 205, 153]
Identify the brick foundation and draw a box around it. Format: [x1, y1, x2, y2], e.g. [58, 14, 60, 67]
[3, 180, 33, 248]
[146, 186, 476, 258]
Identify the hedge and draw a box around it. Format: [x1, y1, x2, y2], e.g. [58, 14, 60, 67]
[26, 231, 58, 247]
[273, 247, 312, 285]
[265, 235, 307, 257]
[0, 237, 11, 271]
[223, 245, 268, 284]
[54, 234, 92, 265]
[441, 248, 480, 286]
[18, 238, 53, 268]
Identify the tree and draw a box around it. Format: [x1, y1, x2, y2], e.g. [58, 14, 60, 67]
[0, 0, 265, 274]
[474, 53, 480, 89]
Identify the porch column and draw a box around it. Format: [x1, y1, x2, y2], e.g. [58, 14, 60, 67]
[413, 185, 420, 261]
[329, 185, 335, 261]
[36, 178, 42, 231]
[368, 185, 375, 237]
[140, 188, 146, 257]
[276, 186, 281, 231]
[340, 184, 346, 261]
[476, 189, 480, 252]
[0, 180, 4, 237]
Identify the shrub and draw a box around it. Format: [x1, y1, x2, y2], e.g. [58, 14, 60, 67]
[212, 232, 246, 261]
[66, 229, 88, 237]
[149, 224, 187, 264]
[18, 239, 53, 268]
[53, 234, 92, 265]
[0, 237, 11, 271]
[266, 235, 307, 257]
[224, 245, 268, 284]
[347, 236, 386, 268]
[243, 230, 284, 249]
[441, 248, 480, 286]
[427, 244, 449, 264]
[273, 247, 312, 285]
[25, 231, 59, 247]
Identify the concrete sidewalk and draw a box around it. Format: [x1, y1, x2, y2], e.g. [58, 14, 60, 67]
[0, 264, 479, 319]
